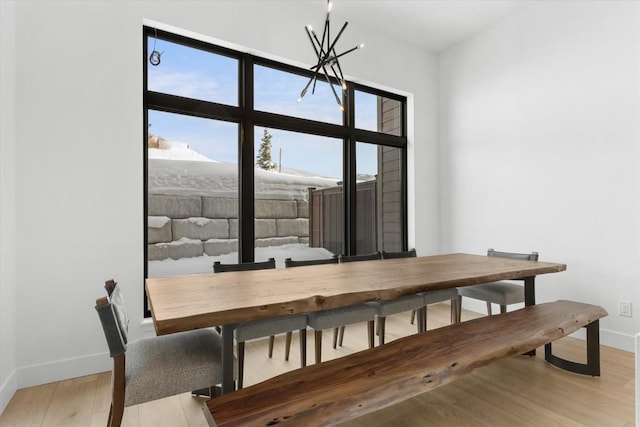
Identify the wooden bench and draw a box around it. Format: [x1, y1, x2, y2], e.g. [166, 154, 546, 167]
[205, 300, 606, 427]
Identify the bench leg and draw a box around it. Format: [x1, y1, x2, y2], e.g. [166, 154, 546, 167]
[545, 320, 601, 376]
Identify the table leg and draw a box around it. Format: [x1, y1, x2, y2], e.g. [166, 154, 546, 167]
[221, 324, 236, 394]
[524, 276, 536, 356]
[524, 276, 535, 307]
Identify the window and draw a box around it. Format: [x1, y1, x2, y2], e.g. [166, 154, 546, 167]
[144, 27, 407, 316]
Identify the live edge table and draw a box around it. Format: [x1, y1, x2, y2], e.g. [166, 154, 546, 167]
[145, 253, 566, 394]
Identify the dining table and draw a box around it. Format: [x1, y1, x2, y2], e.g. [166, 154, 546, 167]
[145, 252, 566, 394]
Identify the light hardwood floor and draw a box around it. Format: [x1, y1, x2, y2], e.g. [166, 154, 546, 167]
[0, 303, 634, 426]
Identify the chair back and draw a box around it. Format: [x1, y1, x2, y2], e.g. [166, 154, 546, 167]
[487, 248, 539, 282]
[339, 252, 382, 263]
[285, 256, 339, 268]
[381, 249, 417, 259]
[95, 280, 129, 358]
[213, 258, 276, 273]
[487, 248, 538, 261]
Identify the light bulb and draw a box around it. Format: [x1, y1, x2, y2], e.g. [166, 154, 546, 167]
[341, 81, 347, 90]
[327, 2, 333, 13]
[358, 43, 365, 49]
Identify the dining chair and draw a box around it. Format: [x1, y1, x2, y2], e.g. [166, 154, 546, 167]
[96, 280, 227, 427]
[213, 258, 307, 389]
[457, 248, 539, 320]
[369, 249, 459, 344]
[285, 256, 376, 364]
[333, 252, 384, 346]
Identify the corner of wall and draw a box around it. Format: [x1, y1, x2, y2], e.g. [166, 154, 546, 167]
[0, 370, 17, 415]
[0, 0, 17, 417]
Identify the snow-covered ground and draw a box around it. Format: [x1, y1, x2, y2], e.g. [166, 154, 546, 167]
[148, 243, 334, 277]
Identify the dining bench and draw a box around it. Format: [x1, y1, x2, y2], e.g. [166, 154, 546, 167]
[204, 300, 606, 427]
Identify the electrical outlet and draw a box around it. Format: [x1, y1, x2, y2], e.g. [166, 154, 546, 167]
[619, 300, 632, 317]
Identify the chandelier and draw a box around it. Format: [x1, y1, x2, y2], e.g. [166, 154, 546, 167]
[298, 0, 364, 110]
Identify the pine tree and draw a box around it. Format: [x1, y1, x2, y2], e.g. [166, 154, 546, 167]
[256, 129, 276, 171]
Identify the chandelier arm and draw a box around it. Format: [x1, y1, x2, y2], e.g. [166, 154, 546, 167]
[327, 21, 349, 56]
[333, 45, 361, 61]
[320, 15, 329, 57]
[311, 31, 328, 60]
[322, 65, 343, 107]
[330, 45, 346, 82]
[299, 74, 318, 99]
[305, 26, 322, 59]
[329, 64, 345, 91]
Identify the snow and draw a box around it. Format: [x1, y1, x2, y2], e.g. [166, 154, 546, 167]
[149, 139, 216, 162]
[148, 243, 334, 277]
[148, 216, 171, 228]
[148, 139, 340, 200]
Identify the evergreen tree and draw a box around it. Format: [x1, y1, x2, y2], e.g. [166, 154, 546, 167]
[256, 129, 276, 171]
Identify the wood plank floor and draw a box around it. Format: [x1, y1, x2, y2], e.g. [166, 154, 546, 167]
[0, 303, 634, 426]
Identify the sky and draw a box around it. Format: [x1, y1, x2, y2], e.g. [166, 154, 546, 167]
[146, 36, 380, 179]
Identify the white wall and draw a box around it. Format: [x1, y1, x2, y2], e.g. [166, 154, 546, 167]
[0, 0, 438, 407]
[439, 1, 640, 350]
[0, 0, 18, 414]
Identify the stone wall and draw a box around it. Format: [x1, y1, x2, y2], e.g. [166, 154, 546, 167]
[147, 194, 309, 260]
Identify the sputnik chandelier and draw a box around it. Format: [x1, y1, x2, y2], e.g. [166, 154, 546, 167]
[298, 0, 364, 110]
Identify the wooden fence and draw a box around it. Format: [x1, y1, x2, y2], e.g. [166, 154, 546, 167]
[308, 180, 377, 255]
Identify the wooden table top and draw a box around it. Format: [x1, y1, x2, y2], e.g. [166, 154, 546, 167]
[146, 253, 566, 336]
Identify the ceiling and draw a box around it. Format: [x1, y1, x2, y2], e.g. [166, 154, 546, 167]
[328, 1, 533, 52]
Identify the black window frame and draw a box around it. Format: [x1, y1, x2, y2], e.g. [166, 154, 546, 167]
[143, 27, 408, 316]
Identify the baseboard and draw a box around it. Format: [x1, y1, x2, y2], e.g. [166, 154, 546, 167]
[599, 328, 635, 353]
[16, 352, 111, 390]
[0, 369, 17, 416]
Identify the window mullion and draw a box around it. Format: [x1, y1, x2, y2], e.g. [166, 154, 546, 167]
[239, 54, 255, 263]
[344, 84, 357, 256]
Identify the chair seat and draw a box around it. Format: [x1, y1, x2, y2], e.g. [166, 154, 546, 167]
[367, 294, 425, 317]
[125, 328, 225, 406]
[236, 314, 307, 342]
[420, 288, 458, 305]
[307, 304, 376, 330]
[457, 282, 524, 306]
